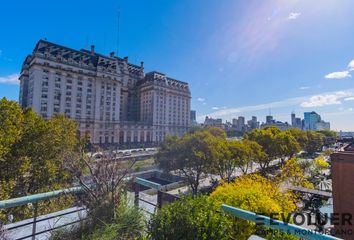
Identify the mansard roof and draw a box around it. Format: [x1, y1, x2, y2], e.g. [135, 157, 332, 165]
[32, 39, 143, 73]
[30, 39, 188, 88]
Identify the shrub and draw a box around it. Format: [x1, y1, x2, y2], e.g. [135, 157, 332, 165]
[314, 156, 329, 169]
[209, 174, 297, 240]
[149, 195, 231, 240]
[88, 198, 146, 240]
[51, 196, 146, 240]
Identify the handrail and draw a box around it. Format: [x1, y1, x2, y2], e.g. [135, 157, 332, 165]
[0, 186, 84, 209]
[135, 177, 161, 190]
[0, 177, 159, 209]
[0, 177, 162, 240]
[221, 204, 341, 240]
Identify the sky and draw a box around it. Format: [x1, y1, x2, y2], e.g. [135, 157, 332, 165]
[0, 0, 354, 131]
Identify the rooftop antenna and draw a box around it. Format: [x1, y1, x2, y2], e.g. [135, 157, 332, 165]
[84, 35, 89, 50]
[103, 32, 106, 54]
[116, 8, 121, 56]
[268, 107, 272, 116]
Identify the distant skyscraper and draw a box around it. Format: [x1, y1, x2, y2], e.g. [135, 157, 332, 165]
[232, 118, 238, 126]
[266, 115, 274, 124]
[291, 112, 296, 126]
[304, 111, 321, 130]
[204, 116, 223, 127]
[247, 116, 259, 130]
[304, 111, 330, 130]
[232, 116, 246, 132]
[238, 116, 246, 131]
[291, 112, 302, 129]
[190, 110, 197, 125]
[190, 110, 196, 122]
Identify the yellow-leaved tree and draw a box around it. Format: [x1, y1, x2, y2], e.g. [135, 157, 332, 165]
[209, 174, 297, 240]
[277, 158, 314, 189]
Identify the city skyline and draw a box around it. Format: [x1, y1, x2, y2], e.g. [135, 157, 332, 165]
[1, 0, 354, 130]
[202, 110, 330, 128]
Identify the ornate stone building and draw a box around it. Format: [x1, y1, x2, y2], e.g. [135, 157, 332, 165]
[19, 40, 191, 147]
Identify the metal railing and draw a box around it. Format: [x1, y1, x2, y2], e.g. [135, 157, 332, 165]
[133, 177, 179, 212]
[0, 177, 179, 240]
[0, 187, 86, 240]
[2, 179, 340, 240]
[221, 204, 341, 240]
[0, 187, 83, 209]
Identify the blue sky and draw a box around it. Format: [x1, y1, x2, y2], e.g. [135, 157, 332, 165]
[0, 0, 354, 130]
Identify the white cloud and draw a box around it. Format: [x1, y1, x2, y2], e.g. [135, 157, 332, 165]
[349, 108, 354, 112]
[212, 107, 219, 110]
[323, 59, 354, 79]
[348, 59, 354, 71]
[325, 71, 351, 79]
[299, 86, 310, 90]
[0, 73, 19, 85]
[300, 91, 353, 107]
[288, 12, 301, 20]
[202, 102, 206, 105]
[345, 97, 354, 101]
[197, 97, 205, 102]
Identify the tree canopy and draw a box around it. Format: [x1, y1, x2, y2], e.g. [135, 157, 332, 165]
[212, 139, 266, 182]
[209, 174, 297, 240]
[0, 98, 81, 221]
[156, 129, 220, 194]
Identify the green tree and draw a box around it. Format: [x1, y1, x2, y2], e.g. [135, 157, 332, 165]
[317, 129, 337, 147]
[241, 140, 267, 174]
[245, 127, 280, 173]
[0, 98, 24, 159]
[0, 99, 81, 221]
[274, 131, 301, 162]
[216, 140, 266, 180]
[156, 130, 218, 194]
[149, 195, 231, 240]
[205, 126, 227, 138]
[210, 138, 232, 182]
[286, 128, 308, 150]
[303, 131, 325, 156]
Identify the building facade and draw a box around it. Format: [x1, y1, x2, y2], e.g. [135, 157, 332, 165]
[232, 116, 246, 132]
[204, 116, 223, 128]
[247, 116, 260, 130]
[304, 111, 330, 131]
[291, 112, 303, 129]
[261, 121, 291, 131]
[331, 143, 354, 239]
[19, 40, 191, 147]
[190, 110, 197, 126]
